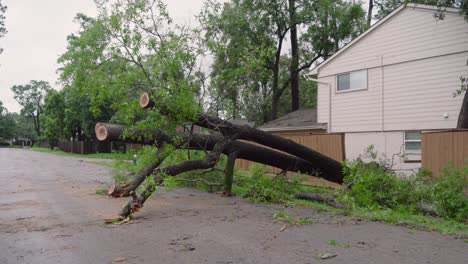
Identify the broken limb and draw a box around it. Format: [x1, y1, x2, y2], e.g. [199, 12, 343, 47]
[119, 139, 230, 218]
[294, 192, 346, 209]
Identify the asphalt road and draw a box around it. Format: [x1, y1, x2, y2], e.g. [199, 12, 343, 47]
[0, 148, 466, 264]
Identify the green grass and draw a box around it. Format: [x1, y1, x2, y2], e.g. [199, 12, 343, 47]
[290, 197, 467, 237]
[349, 208, 468, 237]
[273, 211, 313, 225]
[31, 147, 132, 160]
[326, 239, 351, 248]
[0, 145, 23, 148]
[95, 188, 108, 195]
[87, 160, 117, 168]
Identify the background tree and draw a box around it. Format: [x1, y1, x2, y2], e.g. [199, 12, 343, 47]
[11, 113, 36, 141]
[0, 0, 7, 54]
[0, 100, 16, 141]
[11, 80, 51, 140]
[41, 90, 66, 148]
[200, 0, 365, 123]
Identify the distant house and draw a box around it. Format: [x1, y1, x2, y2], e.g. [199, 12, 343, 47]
[310, 4, 467, 172]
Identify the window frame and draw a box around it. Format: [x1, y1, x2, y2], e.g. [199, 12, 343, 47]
[336, 69, 368, 93]
[404, 131, 422, 154]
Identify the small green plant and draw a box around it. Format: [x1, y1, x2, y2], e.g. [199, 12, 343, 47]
[326, 240, 350, 248]
[273, 211, 313, 225]
[95, 188, 108, 195]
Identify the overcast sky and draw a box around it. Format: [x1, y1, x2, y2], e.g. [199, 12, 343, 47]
[0, 0, 207, 113]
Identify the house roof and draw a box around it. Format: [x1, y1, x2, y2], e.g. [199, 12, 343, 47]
[228, 119, 255, 127]
[308, 3, 462, 76]
[258, 109, 326, 132]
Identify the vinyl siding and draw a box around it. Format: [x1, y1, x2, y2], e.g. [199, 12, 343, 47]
[317, 6, 468, 133]
[319, 8, 468, 77]
[383, 53, 466, 130]
[345, 131, 421, 174]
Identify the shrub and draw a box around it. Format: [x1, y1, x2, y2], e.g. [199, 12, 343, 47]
[342, 160, 415, 209]
[431, 165, 468, 221]
[235, 164, 301, 203]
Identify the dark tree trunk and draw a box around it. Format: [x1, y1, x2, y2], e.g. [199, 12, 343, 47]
[457, 92, 468, 128]
[223, 152, 237, 196]
[367, 0, 374, 27]
[195, 114, 344, 184]
[271, 31, 285, 120]
[289, 0, 300, 111]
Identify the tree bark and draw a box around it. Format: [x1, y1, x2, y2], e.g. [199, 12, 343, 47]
[367, 0, 374, 27]
[289, 0, 300, 111]
[96, 122, 327, 176]
[271, 30, 286, 120]
[107, 144, 168, 197]
[223, 152, 237, 196]
[194, 114, 344, 183]
[457, 92, 468, 128]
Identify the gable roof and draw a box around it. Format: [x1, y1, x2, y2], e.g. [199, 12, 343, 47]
[309, 3, 462, 75]
[258, 109, 326, 132]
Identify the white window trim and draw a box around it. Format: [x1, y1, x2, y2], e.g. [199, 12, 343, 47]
[404, 131, 422, 154]
[335, 69, 368, 94]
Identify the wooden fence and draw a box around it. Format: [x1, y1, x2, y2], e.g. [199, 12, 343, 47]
[58, 141, 112, 155]
[235, 132, 345, 187]
[421, 129, 468, 177]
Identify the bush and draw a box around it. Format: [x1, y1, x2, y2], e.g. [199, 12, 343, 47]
[431, 165, 467, 221]
[342, 149, 467, 222]
[342, 160, 414, 209]
[235, 164, 301, 203]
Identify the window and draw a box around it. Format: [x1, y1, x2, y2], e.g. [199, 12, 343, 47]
[404, 131, 421, 152]
[337, 70, 367, 92]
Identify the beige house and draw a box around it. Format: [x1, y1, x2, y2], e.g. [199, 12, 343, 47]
[310, 3, 467, 173]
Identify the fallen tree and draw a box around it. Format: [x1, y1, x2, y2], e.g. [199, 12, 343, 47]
[98, 92, 346, 218]
[140, 92, 344, 183]
[96, 123, 326, 197]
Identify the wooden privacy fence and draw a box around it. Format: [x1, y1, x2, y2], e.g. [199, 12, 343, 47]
[58, 141, 112, 155]
[421, 129, 468, 177]
[235, 132, 345, 175]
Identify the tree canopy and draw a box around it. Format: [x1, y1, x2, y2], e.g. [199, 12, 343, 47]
[11, 80, 51, 138]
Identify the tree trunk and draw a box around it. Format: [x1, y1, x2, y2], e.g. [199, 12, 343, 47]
[367, 0, 374, 27]
[271, 32, 285, 120]
[289, 0, 300, 111]
[96, 122, 329, 177]
[195, 114, 344, 183]
[457, 91, 468, 128]
[97, 122, 340, 197]
[223, 152, 237, 196]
